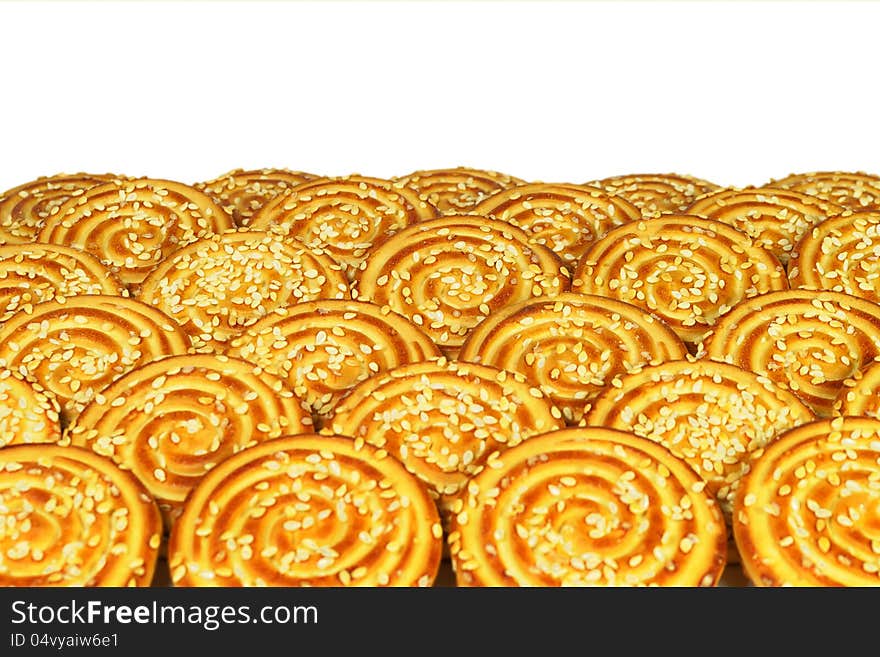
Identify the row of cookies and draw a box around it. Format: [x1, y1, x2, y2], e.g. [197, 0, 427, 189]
[2, 212, 872, 433]
[0, 168, 876, 433]
[3, 350, 879, 586]
[3, 168, 878, 301]
[3, 172, 879, 423]
[0, 217, 877, 502]
[3, 168, 880, 271]
[0, 172, 869, 416]
[0, 167, 876, 588]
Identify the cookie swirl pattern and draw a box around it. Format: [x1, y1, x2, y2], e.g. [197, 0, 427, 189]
[448, 427, 727, 586]
[734, 416, 880, 586]
[169, 435, 442, 586]
[0, 445, 162, 586]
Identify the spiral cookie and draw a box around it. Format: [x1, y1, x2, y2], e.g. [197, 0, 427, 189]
[582, 359, 815, 512]
[249, 175, 438, 276]
[168, 434, 442, 587]
[590, 173, 721, 216]
[458, 293, 687, 424]
[472, 183, 641, 264]
[226, 300, 440, 423]
[572, 215, 788, 345]
[138, 230, 348, 351]
[700, 290, 880, 417]
[329, 359, 564, 518]
[788, 212, 880, 303]
[355, 215, 569, 356]
[0, 295, 191, 424]
[38, 178, 234, 287]
[448, 427, 727, 586]
[734, 416, 880, 586]
[395, 167, 525, 214]
[0, 444, 162, 586]
[833, 360, 880, 418]
[685, 187, 845, 266]
[194, 168, 321, 226]
[0, 244, 127, 322]
[0, 368, 61, 447]
[771, 171, 880, 212]
[0, 172, 118, 244]
[66, 354, 312, 524]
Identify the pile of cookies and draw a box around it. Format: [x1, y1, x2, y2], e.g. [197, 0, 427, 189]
[1, 167, 880, 587]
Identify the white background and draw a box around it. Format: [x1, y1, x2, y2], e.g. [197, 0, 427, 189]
[1, 1, 878, 190]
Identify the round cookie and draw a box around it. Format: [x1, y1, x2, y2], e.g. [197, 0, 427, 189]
[0, 444, 162, 586]
[581, 358, 815, 514]
[770, 170, 880, 212]
[0, 172, 120, 244]
[194, 168, 321, 226]
[0, 243, 127, 322]
[788, 211, 880, 303]
[65, 354, 313, 524]
[590, 173, 720, 216]
[226, 299, 439, 423]
[329, 358, 565, 520]
[686, 187, 845, 266]
[39, 177, 234, 287]
[138, 230, 348, 351]
[473, 182, 641, 264]
[169, 434, 442, 587]
[395, 167, 525, 214]
[249, 175, 438, 277]
[700, 289, 880, 416]
[355, 214, 569, 357]
[0, 296, 191, 424]
[449, 427, 727, 586]
[572, 215, 788, 345]
[458, 293, 687, 424]
[734, 416, 880, 586]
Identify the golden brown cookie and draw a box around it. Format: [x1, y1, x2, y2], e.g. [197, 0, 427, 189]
[0, 444, 162, 586]
[0, 243, 127, 322]
[685, 187, 845, 265]
[770, 170, 880, 212]
[0, 367, 61, 447]
[138, 230, 348, 351]
[834, 359, 880, 418]
[590, 173, 720, 216]
[581, 359, 815, 513]
[700, 289, 880, 416]
[458, 293, 687, 424]
[472, 182, 641, 264]
[168, 434, 442, 586]
[226, 299, 440, 423]
[329, 358, 565, 520]
[38, 177, 234, 287]
[734, 416, 880, 586]
[354, 215, 569, 357]
[788, 211, 880, 302]
[572, 215, 788, 345]
[395, 167, 525, 214]
[448, 427, 727, 586]
[0, 295, 191, 424]
[194, 168, 321, 225]
[249, 175, 438, 276]
[0, 172, 119, 244]
[65, 354, 312, 525]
